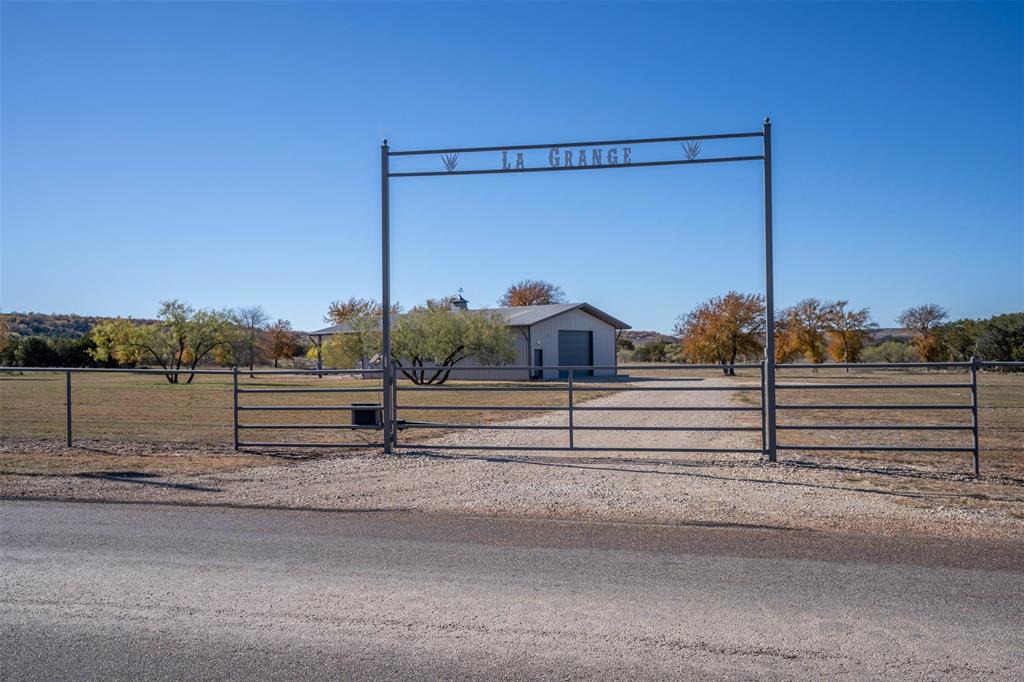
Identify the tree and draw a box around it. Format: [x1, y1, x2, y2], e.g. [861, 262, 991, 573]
[391, 302, 515, 384]
[264, 319, 298, 368]
[616, 337, 635, 352]
[976, 313, 1024, 362]
[861, 339, 919, 363]
[0, 318, 12, 361]
[50, 335, 101, 367]
[826, 301, 876, 365]
[0, 337, 17, 367]
[499, 280, 566, 307]
[89, 318, 143, 367]
[90, 301, 231, 383]
[633, 340, 671, 363]
[325, 297, 382, 325]
[231, 305, 269, 376]
[778, 298, 833, 365]
[897, 304, 949, 362]
[942, 319, 978, 362]
[13, 336, 58, 367]
[675, 292, 765, 376]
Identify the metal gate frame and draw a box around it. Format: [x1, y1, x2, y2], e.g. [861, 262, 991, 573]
[381, 120, 778, 458]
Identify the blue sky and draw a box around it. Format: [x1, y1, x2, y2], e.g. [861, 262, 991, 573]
[2, 1, 1021, 332]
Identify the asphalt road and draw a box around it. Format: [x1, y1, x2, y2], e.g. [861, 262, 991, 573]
[2, 501, 1022, 680]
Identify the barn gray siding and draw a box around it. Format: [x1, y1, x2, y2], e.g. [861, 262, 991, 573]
[528, 308, 617, 379]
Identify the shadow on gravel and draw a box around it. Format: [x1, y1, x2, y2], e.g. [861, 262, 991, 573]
[784, 458, 1024, 487]
[399, 449, 1024, 504]
[76, 471, 222, 493]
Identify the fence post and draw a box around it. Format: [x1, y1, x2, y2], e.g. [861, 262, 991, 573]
[232, 365, 239, 451]
[381, 140, 394, 455]
[391, 374, 398, 448]
[567, 370, 574, 450]
[760, 360, 767, 454]
[762, 117, 778, 463]
[65, 370, 73, 448]
[970, 356, 980, 476]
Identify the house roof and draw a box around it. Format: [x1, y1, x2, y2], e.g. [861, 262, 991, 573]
[475, 303, 630, 330]
[308, 302, 630, 336]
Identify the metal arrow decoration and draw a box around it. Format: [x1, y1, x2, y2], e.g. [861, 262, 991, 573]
[441, 153, 459, 172]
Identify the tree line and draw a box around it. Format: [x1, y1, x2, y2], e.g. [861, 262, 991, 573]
[659, 292, 1023, 374]
[0, 302, 305, 383]
[2, 281, 1020, 380]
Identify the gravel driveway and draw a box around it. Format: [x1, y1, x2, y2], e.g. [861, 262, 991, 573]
[415, 376, 763, 454]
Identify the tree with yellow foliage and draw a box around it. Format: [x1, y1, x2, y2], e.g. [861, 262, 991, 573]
[826, 302, 875, 364]
[777, 298, 833, 365]
[897, 304, 949, 362]
[675, 292, 765, 376]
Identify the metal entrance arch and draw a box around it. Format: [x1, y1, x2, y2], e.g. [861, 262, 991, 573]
[381, 119, 777, 460]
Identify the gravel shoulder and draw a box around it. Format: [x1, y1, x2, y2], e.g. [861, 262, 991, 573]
[2, 378, 1022, 542]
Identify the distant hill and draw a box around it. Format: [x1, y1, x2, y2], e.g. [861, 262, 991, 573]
[0, 312, 156, 339]
[871, 327, 915, 342]
[621, 330, 676, 346]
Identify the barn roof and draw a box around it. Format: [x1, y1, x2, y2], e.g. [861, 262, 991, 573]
[475, 303, 630, 329]
[308, 302, 629, 336]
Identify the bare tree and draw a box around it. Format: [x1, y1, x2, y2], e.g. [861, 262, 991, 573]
[233, 305, 269, 376]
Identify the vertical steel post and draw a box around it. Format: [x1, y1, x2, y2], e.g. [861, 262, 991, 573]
[232, 365, 239, 450]
[391, 377, 398, 448]
[762, 117, 778, 463]
[316, 336, 323, 379]
[65, 370, 73, 448]
[760, 360, 767, 454]
[970, 356, 980, 476]
[381, 141, 394, 454]
[568, 370, 574, 449]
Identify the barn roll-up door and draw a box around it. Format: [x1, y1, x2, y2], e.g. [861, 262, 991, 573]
[558, 330, 593, 378]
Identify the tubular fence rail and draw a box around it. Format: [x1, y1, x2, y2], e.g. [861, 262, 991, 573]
[1, 359, 1022, 474]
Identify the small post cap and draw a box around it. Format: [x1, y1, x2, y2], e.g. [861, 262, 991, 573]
[764, 116, 771, 125]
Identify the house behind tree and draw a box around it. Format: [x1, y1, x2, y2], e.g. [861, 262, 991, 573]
[308, 294, 630, 380]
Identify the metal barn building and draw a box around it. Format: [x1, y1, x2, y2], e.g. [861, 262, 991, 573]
[308, 296, 630, 380]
